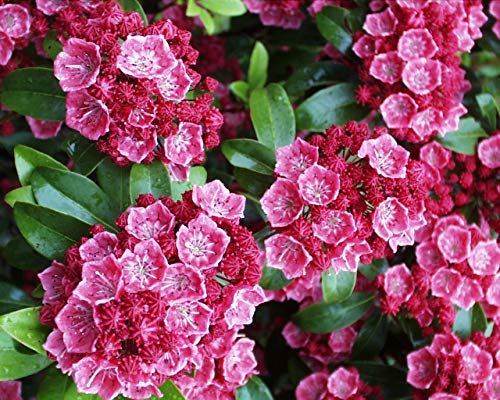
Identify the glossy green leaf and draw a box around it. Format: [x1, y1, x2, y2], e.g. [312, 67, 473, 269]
[285, 61, 353, 102]
[236, 376, 273, 400]
[129, 160, 172, 203]
[453, 303, 488, 339]
[38, 365, 71, 400]
[170, 166, 208, 201]
[222, 139, 276, 175]
[62, 383, 99, 400]
[117, 0, 148, 25]
[0, 307, 51, 354]
[293, 292, 375, 334]
[31, 167, 118, 231]
[234, 167, 274, 198]
[296, 83, 368, 132]
[321, 269, 356, 303]
[151, 380, 186, 400]
[437, 117, 488, 155]
[63, 133, 105, 176]
[5, 186, 35, 207]
[248, 41, 268, 90]
[476, 93, 498, 130]
[43, 30, 63, 60]
[230, 80, 250, 103]
[0, 282, 35, 315]
[316, 9, 352, 53]
[260, 266, 293, 290]
[14, 202, 90, 261]
[351, 309, 388, 359]
[201, 0, 246, 16]
[0, 67, 66, 121]
[97, 158, 131, 211]
[2, 236, 49, 271]
[0, 331, 52, 380]
[358, 258, 389, 281]
[250, 84, 295, 151]
[14, 145, 67, 186]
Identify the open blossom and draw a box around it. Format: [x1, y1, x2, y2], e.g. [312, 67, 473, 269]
[402, 58, 442, 96]
[397, 28, 438, 61]
[0, 4, 30, 38]
[297, 164, 340, 206]
[192, 179, 245, 220]
[407, 347, 438, 389]
[358, 134, 409, 178]
[478, 134, 500, 169]
[265, 234, 312, 279]
[39, 184, 265, 400]
[261, 178, 304, 227]
[380, 93, 418, 129]
[275, 137, 318, 180]
[65, 90, 110, 140]
[164, 122, 204, 167]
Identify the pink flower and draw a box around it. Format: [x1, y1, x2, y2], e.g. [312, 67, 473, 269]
[126, 98, 156, 128]
[261, 179, 304, 227]
[0, 4, 30, 38]
[411, 107, 444, 139]
[486, 275, 500, 306]
[478, 134, 500, 169]
[484, 368, 500, 399]
[402, 58, 442, 95]
[416, 241, 447, 273]
[165, 301, 213, 336]
[116, 34, 177, 79]
[66, 89, 110, 140]
[35, 0, 69, 15]
[369, 52, 403, 84]
[431, 267, 463, 300]
[192, 179, 245, 220]
[38, 261, 66, 306]
[397, 28, 438, 61]
[0, 381, 22, 400]
[358, 134, 409, 179]
[224, 286, 266, 329]
[73, 255, 123, 305]
[119, 239, 168, 292]
[222, 338, 257, 385]
[363, 8, 397, 37]
[265, 234, 312, 279]
[384, 264, 414, 304]
[117, 134, 158, 163]
[297, 164, 340, 206]
[79, 232, 117, 262]
[460, 342, 493, 384]
[407, 347, 438, 389]
[380, 93, 418, 129]
[296, 372, 329, 400]
[327, 367, 360, 399]
[328, 326, 356, 353]
[156, 60, 192, 101]
[353, 35, 376, 58]
[164, 122, 204, 166]
[312, 210, 356, 245]
[72, 355, 121, 400]
[160, 262, 206, 305]
[372, 197, 410, 241]
[420, 142, 451, 170]
[0, 31, 13, 66]
[54, 38, 101, 92]
[283, 322, 309, 348]
[437, 225, 471, 263]
[126, 201, 175, 240]
[26, 117, 63, 139]
[468, 6, 488, 39]
[468, 240, 500, 276]
[450, 277, 483, 310]
[330, 240, 371, 273]
[176, 213, 230, 269]
[275, 138, 319, 181]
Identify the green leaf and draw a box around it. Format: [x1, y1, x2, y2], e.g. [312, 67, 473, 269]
[31, 167, 118, 231]
[97, 158, 131, 212]
[129, 160, 172, 203]
[0, 307, 51, 355]
[250, 84, 295, 151]
[222, 139, 276, 175]
[285, 61, 353, 102]
[43, 30, 63, 60]
[437, 117, 488, 155]
[230, 80, 250, 103]
[201, 0, 246, 16]
[2, 236, 49, 271]
[350, 361, 412, 399]
[14, 145, 67, 186]
[293, 292, 375, 334]
[321, 269, 356, 303]
[117, 0, 148, 25]
[260, 266, 293, 290]
[351, 309, 388, 359]
[38, 365, 71, 400]
[358, 258, 388, 281]
[62, 383, 99, 400]
[14, 202, 90, 261]
[63, 133, 106, 176]
[316, 9, 352, 53]
[236, 376, 273, 400]
[476, 93, 498, 131]
[170, 166, 208, 201]
[0, 282, 35, 315]
[152, 380, 186, 400]
[233, 167, 274, 198]
[0, 331, 52, 380]
[296, 83, 368, 132]
[0, 67, 66, 121]
[453, 303, 488, 339]
[248, 41, 268, 90]
[5, 186, 35, 207]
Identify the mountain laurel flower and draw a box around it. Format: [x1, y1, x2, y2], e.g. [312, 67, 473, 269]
[0, 4, 30, 38]
[192, 179, 245, 220]
[478, 134, 500, 169]
[65, 89, 110, 140]
[297, 164, 340, 206]
[358, 134, 409, 179]
[407, 347, 438, 389]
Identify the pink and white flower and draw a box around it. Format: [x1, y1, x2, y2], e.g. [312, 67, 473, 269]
[380, 93, 418, 129]
[478, 134, 500, 169]
[402, 58, 442, 95]
[65, 89, 110, 140]
[265, 234, 312, 279]
[126, 201, 175, 240]
[261, 179, 304, 227]
[164, 122, 204, 166]
[397, 28, 438, 61]
[275, 138, 319, 181]
[358, 134, 409, 179]
[369, 52, 403, 84]
[156, 60, 192, 101]
[312, 210, 356, 245]
[297, 164, 340, 206]
[192, 179, 245, 220]
[0, 4, 30, 38]
[407, 347, 438, 389]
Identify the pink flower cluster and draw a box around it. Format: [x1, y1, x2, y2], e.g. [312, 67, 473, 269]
[261, 122, 435, 292]
[243, 0, 306, 29]
[407, 329, 500, 399]
[50, 1, 222, 174]
[490, 0, 500, 40]
[354, 0, 487, 142]
[38, 181, 265, 400]
[296, 366, 381, 400]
